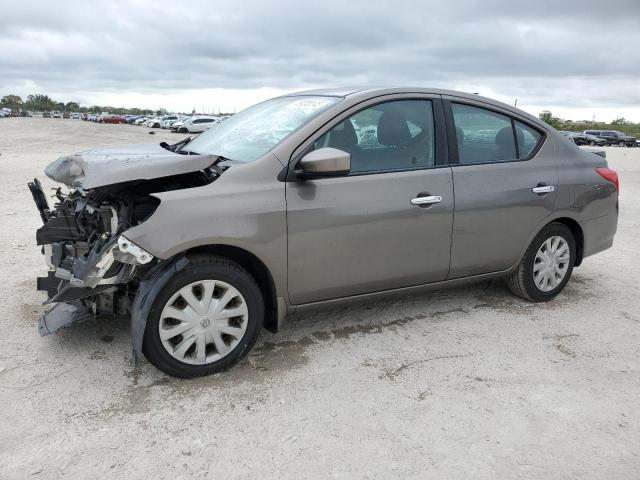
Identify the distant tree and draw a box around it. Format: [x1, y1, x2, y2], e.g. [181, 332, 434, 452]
[24, 94, 56, 111]
[65, 101, 79, 112]
[611, 117, 628, 126]
[539, 110, 562, 129]
[1, 95, 23, 110]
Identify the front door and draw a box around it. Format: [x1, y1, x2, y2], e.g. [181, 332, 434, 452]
[286, 98, 454, 305]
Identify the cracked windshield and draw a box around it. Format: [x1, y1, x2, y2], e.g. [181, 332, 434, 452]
[188, 95, 340, 161]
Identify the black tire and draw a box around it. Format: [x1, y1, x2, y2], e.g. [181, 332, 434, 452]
[506, 223, 575, 302]
[142, 255, 264, 378]
[179, 127, 188, 133]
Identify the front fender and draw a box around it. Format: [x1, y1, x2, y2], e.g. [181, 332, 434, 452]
[123, 155, 287, 298]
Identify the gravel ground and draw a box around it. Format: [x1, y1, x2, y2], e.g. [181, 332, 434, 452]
[1, 118, 639, 479]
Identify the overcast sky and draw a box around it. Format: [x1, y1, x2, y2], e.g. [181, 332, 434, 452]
[2, 0, 640, 121]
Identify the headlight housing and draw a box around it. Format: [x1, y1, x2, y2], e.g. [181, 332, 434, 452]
[44, 155, 85, 186]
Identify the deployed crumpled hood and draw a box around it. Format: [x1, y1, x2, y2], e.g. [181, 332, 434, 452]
[45, 143, 218, 189]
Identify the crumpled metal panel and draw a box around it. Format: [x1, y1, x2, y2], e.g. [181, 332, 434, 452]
[45, 143, 218, 189]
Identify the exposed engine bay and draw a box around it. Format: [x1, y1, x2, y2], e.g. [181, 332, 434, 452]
[29, 139, 226, 338]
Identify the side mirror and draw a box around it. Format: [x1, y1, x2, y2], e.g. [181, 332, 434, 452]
[297, 147, 351, 179]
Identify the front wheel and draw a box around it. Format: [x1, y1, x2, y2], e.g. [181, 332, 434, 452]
[142, 255, 264, 378]
[506, 223, 575, 302]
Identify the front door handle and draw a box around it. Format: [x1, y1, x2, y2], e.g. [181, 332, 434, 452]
[532, 185, 555, 194]
[410, 195, 442, 206]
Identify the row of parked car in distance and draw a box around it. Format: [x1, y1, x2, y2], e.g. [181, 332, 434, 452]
[80, 113, 229, 133]
[26, 111, 229, 134]
[561, 129, 638, 147]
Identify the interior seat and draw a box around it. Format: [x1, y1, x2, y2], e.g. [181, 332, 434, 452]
[328, 120, 359, 152]
[377, 111, 412, 149]
[494, 126, 517, 160]
[375, 110, 416, 169]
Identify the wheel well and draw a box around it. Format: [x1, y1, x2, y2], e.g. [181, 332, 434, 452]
[184, 245, 279, 332]
[552, 218, 584, 266]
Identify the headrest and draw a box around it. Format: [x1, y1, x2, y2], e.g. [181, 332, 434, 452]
[377, 110, 411, 147]
[329, 120, 358, 150]
[495, 126, 514, 147]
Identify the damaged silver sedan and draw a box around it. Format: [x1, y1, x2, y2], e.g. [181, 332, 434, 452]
[30, 88, 618, 378]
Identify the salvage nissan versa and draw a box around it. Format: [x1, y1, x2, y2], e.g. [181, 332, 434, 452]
[29, 87, 619, 378]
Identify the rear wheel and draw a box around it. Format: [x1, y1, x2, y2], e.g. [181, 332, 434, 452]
[507, 223, 575, 302]
[142, 255, 264, 378]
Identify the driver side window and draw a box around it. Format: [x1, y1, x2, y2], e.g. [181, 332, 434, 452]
[314, 100, 435, 173]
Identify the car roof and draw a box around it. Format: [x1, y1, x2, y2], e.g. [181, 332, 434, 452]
[286, 86, 495, 102]
[283, 86, 544, 127]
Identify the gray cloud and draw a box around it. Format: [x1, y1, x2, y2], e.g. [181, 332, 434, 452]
[2, 0, 640, 112]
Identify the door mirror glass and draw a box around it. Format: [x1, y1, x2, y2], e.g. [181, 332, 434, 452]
[298, 147, 351, 178]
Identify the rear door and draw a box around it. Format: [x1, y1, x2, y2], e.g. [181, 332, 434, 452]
[445, 98, 557, 278]
[286, 95, 454, 305]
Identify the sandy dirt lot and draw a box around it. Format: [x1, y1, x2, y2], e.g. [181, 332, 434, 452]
[0, 118, 638, 479]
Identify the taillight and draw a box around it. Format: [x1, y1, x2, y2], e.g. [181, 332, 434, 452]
[596, 167, 619, 192]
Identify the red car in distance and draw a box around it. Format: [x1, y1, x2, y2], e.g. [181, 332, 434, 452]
[101, 115, 128, 124]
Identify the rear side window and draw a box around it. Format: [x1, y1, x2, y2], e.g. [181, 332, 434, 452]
[452, 103, 542, 164]
[452, 103, 515, 164]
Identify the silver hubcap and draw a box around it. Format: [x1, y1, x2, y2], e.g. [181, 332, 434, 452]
[159, 280, 248, 365]
[533, 235, 570, 292]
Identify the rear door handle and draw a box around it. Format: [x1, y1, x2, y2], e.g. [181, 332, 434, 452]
[411, 195, 442, 206]
[532, 185, 555, 194]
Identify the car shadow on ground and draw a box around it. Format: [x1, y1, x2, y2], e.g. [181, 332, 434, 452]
[11, 272, 597, 413]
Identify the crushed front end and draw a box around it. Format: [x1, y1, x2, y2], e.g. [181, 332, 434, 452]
[28, 141, 223, 338]
[29, 178, 158, 335]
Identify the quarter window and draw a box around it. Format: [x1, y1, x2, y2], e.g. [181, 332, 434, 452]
[515, 121, 541, 159]
[314, 100, 435, 173]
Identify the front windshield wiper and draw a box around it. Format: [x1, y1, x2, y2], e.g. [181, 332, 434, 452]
[159, 137, 198, 155]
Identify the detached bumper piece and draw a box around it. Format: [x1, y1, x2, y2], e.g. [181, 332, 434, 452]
[38, 301, 95, 336]
[35, 236, 154, 336]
